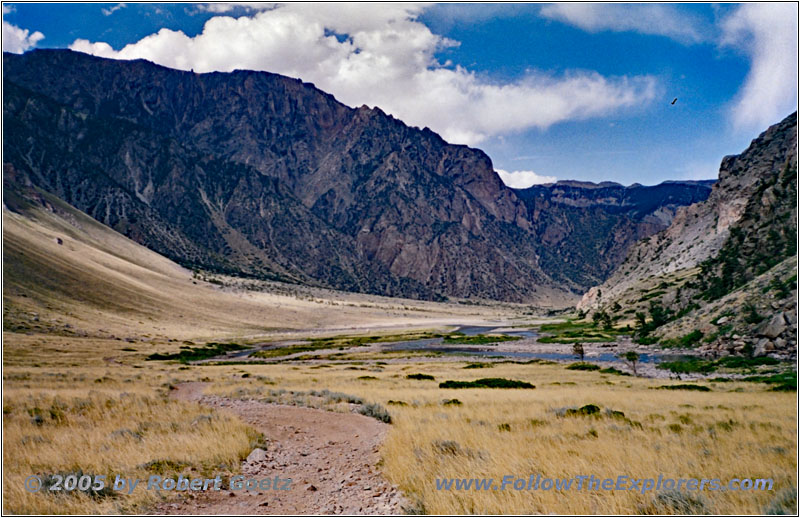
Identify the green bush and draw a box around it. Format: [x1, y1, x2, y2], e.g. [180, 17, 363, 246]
[439, 378, 535, 389]
[406, 373, 435, 380]
[358, 402, 392, 423]
[599, 367, 631, 376]
[657, 384, 711, 392]
[763, 486, 797, 514]
[565, 404, 600, 417]
[147, 342, 248, 363]
[566, 362, 600, 371]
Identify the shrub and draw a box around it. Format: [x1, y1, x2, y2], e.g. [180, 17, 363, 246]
[621, 351, 640, 375]
[565, 404, 601, 417]
[640, 489, 709, 514]
[716, 356, 779, 368]
[566, 362, 600, 371]
[147, 342, 248, 363]
[763, 487, 797, 515]
[358, 402, 392, 423]
[439, 378, 535, 389]
[599, 367, 630, 376]
[658, 359, 715, 375]
[406, 373, 435, 380]
[657, 384, 711, 392]
[432, 439, 462, 455]
[442, 334, 522, 345]
[442, 399, 462, 406]
[464, 362, 493, 369]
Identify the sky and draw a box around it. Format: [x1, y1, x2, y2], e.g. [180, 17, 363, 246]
[3, 3, 798, 187]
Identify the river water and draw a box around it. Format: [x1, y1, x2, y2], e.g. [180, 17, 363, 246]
[381, 325, 687, 365]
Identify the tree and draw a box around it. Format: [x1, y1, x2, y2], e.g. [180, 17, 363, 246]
[572, 343, 585, 362]
[622, 351, 640, 376]
[635, 312, 648, 332]
[648, 302, 671, 328]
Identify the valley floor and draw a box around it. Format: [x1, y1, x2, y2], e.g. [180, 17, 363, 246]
[3, 203, 796, 515]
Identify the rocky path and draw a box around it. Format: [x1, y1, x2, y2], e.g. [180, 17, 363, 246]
[152, 383, 405, 515]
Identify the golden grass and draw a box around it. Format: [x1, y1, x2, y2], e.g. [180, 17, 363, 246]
[2, 381, 258, 514]
[4, 329, 796, 515]
[2, 202, 795, 514]
[201, 360, 796, 515]
[3, 205, 523, 345]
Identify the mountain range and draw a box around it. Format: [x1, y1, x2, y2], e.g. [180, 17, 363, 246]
[579, 112, 797, 356]
[4, 49, 714, 305]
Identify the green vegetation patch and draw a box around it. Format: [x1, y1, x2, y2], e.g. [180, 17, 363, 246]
[439, 378, 535, 389]
[406, 373, 435, 380]
[657, 384, 711, 392]
[146, 342, 248, 363]
[566, 362, 601, 371]
[441, 333, 522, 345]
[565, 404, 600, 416]
[538, 320, 623, 344]
[741, 371, 797, 391]
[599, 367, 631, 376]
[658, 356, 784, 376]
[463, 362, 494, 369]
[252, 331, 448, 359]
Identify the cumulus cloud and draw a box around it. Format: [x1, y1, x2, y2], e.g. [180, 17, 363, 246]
[69, 4, 656, 146]
[2, 21, 44, 54]
[101, 3, 126, 16]
[496, 169, 556, 189]
[539, 4, 707, 44]
[193, 3, 276, 14]
[720, 3, 798, 131]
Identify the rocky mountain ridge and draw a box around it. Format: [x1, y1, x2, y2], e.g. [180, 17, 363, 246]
[4, 49, 712, 304]
[579, 112, 797, 357]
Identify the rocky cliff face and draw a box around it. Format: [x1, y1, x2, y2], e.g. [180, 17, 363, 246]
[579, 112, 797, 357]
[516, 180, 713, 288]
[3, 49, 711, 304]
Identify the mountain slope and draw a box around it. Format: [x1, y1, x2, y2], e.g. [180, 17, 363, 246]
[516, 180, 713, 287]
[578, 112, 797, 357]
[4, 49, 711, 304]
[3, 176, 515, 341]
[3, 49, 555, 303]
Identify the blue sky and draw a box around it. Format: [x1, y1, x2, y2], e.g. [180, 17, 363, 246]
[3, 3, 797, 187]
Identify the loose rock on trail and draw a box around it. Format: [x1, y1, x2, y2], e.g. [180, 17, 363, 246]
[152, 382, 406, 515]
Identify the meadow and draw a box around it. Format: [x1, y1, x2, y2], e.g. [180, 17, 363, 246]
[4, 330, 795, 514]
[3, 203, 796, 514]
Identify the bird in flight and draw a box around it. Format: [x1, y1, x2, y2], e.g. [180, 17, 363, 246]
[671, 98, 678, 105]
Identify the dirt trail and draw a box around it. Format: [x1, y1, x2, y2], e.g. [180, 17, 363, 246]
[152, 382, 406, 515]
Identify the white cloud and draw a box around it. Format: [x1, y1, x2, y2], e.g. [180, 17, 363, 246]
[193, 3, 276, 14]
[69, 4, 657, 146]
[2, 21, 44, 54]
[3, 5, 14, 15]
[101, 3, 127, 16]
[539, 4, 707, 44]
[720, 3, 798, 131]
[496, 169, 556, 189]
